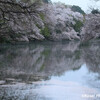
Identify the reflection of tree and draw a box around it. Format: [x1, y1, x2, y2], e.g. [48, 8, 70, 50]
[0, 41, 83, 83]
[0, 41, 100, 82]
[82, 41, 100, 73]
[1, 40, 100, 100]
[82, 40, 100, 89]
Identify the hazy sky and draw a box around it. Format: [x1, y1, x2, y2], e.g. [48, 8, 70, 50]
[51, 0, 100, 12]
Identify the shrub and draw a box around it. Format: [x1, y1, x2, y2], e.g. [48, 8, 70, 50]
[40, 26, 50, 38]
[55, 29, 62, 34]
[39, 13, 45, 21]
[71, 19, 83, 32]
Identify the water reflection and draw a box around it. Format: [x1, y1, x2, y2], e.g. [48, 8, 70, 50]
[0, 40, 100, 100]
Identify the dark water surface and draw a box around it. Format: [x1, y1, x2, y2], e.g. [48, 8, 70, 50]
[0, 40, 100, 100]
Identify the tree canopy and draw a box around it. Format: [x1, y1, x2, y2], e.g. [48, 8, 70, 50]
[42, 0, 51, 3]
[91, 9, 100, 14]
[71, 5, 85, 15]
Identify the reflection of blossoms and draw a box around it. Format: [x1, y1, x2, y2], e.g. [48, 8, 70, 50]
[83, 42, 100, 73]
[0, 41, 100, 100]
[0, 41, 83, 82]
[82, 41, 100, 89]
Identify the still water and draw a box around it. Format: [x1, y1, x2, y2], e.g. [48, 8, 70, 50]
[0, 40, 100, 100]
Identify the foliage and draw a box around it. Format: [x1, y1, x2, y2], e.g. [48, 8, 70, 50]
[40, 26, 50, 38]
[39, 13, 45, 21]
[42, 0, 51, 3]
[0, 37, 10, 43]
[0, 19, 4, 24]
[71, 5, 85, 15]
[36, 23, 41, 29]
[55, 29, 62, 34]
[71, 19, 83, 32]
[0, 19, 5, 29]
[91, 9, 100, 14]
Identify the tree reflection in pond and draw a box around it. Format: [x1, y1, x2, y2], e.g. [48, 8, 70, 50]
[0, 40, 100, 100]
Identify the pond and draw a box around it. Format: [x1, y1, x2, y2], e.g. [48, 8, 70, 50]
[0, 40, 100, 100]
